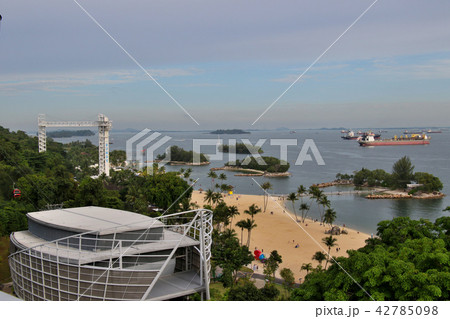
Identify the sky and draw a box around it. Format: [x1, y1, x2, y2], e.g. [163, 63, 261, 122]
[1, 0, 450, 131]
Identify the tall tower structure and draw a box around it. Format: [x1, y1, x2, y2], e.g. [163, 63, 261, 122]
[38, 114, 112, 176]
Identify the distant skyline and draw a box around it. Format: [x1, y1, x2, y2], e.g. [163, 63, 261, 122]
[1, 0, 450, 131]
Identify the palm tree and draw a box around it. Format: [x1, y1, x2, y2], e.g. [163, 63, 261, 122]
[323, 208, 337, 228]
[299, 203, 310, 223]
[301, 263, 313, 275]
[312, 251, 327, 266]
[318, 195, 331, 223]
[235, 220, 246, 245]
[241, 218, 257, 247]
[211, 192, 223, 208]
[261, 182, 272, 212]
[218, 173, 227, 182]
[227, 205, 240, 229]
[204, 189, 214, 206]
[182, 168, 192, 179]
[190, 202, 200, 210]
[221, 228, 237, 241]
[244, 203, 261, 221]
[287, 192, 299, 221]
[308, 185, 324, 220]
[322, 235, 338, 270]
[207, 171, 218, 189]
[297, 185, 307, 199]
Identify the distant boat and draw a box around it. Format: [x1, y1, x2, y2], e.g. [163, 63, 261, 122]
[341, 130, 359, 140]
[290, 130, 296, 134]
[404, 130, 423, 134]
[342, 131, 380, 140]
[426, 129, 442, 133]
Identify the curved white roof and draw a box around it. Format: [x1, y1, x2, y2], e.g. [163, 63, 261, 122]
[27, 206, 164, 235]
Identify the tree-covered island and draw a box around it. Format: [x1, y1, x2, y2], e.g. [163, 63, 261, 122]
[47, 130, 95, 138]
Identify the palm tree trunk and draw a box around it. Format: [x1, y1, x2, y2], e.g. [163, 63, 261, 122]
[325, 248, 331, 270]
[247, 229, 252, 247]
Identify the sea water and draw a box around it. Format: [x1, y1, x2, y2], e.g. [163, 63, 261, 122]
[54, 129, 450, 233]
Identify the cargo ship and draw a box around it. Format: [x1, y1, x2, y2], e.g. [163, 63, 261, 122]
[342, 130, 380, 140]
[358, 133, 430, 146]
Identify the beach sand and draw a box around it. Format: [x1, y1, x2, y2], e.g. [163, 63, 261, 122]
[192, 190, 371, 283]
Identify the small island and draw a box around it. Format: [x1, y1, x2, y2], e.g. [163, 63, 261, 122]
[218, 142, 263, 154]
[212, 156, 290, 177]
[156, 145, 209, 166]
[47, 130, 95, 138]
[331, 156, 445, 199]
[209, 129, 250, 134]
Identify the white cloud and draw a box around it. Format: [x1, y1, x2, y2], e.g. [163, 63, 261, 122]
[374, 59, 450, 80]
[0, 67, 202, 94]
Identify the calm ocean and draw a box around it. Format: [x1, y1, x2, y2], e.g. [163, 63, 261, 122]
[54, 129, 450, 233]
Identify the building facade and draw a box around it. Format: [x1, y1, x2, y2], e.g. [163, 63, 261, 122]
[9, 206, 212, 301]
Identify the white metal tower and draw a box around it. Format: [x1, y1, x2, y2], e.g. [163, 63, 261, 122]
[38, 114, 112, 176]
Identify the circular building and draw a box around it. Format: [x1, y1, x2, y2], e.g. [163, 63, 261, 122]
[9, 206, 212, 301]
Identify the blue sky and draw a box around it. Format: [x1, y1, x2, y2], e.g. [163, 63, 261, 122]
[1, 0, 450, 131]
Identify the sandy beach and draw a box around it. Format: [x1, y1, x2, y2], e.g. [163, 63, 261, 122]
[192, 190, 371, 283]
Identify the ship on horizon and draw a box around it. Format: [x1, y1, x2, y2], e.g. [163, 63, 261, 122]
[358, 133, 430, 147]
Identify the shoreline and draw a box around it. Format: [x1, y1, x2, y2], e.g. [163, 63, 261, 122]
[192, 190, 370, 283]
[210, 166, 291, 177]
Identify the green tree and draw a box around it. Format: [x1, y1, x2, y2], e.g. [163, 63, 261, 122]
[75, 177, 107, 207]
[213, 201, 230, 231]
[207, 171, 218, 189]
[227, 279, 264, 301]
[323, 208, 337, 228]
[299, 203, 310, 223]
[322, 236, 338, 270]
[291, 217, 450, 301]
[261, 182, 272, 212]
[264, 250, 283, 282]
[287, 192, 299, 221]
[301, 263, 313, 274]
[0, 206, 28, 236]
[227, 205, 240, 229]
[236, 218, 257, 247]
[309, 185, 324, 221]
[211, 192, 223, 208]
[312, 251, 327, 266]
[391, 156, 415, 189]
[318, 195, 331, 223]
[235, 220, 247, 245]
[110, 150, 126, 166]
[244, 203, 261, 221]
[218, 173, 227, 183]
[211, 231, 253, 287]
[413, 172, 443, 192]
[204, 189, 214, 206]
[280, 268, 295, 291]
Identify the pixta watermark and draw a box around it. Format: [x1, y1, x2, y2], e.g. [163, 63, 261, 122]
[126, 129, 325, 175]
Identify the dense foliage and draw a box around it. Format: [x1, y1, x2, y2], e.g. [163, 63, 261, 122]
[290, 217, 450, 301]
[156, 145, 208, 163]
[0, 126, 194, 237]
[226, 156, 289, 173]
[211, 229, 254, 287]
[350, 157, 442, 192]
[218, 143, 263, 154]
